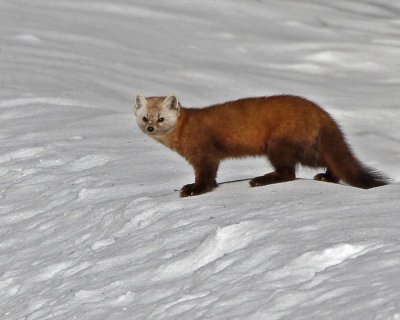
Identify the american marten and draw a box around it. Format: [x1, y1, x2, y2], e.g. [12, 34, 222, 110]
[134, 94, 389, 197]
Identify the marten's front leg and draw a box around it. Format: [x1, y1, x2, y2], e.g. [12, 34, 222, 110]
[180, 159, 219, 197]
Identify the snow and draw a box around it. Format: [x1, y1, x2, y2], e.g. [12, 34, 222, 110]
[1, 0, 400, 319]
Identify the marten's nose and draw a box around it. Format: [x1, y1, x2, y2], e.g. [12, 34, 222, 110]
[147, 126, 154, 133]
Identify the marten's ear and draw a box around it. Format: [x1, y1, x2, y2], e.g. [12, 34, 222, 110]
[163, 95, 180, 112]
[135, 94, 147, 112]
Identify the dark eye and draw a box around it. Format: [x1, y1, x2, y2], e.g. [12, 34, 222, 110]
[143, 117, 148, 122]
[158, 117, 164, 123]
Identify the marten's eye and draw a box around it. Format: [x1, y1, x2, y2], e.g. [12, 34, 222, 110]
[143, 117, 148, 122]
[158, 117, 164, 123]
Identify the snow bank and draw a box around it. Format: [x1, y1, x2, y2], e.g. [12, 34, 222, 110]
[1, 0, 399, 319]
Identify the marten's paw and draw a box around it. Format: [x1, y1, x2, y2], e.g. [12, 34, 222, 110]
[180, 184, 207, 197]
[313, 172, 339, 183]
[250, 171, 295, 187]
[180, 181, 217, 197]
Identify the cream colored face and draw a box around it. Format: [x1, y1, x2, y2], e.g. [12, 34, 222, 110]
[135, 95, 180, 136]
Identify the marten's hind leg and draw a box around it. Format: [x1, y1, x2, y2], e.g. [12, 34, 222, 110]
[250, 141, 296, 187]
[314, 168, 339, 183]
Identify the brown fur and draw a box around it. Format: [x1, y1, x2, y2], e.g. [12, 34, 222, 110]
[137, 95, 389, 197]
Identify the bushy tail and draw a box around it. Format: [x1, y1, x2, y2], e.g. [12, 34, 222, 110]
[320, 126, 389, 189]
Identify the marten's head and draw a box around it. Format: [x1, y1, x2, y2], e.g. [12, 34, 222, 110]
[135, 95, 180, 136]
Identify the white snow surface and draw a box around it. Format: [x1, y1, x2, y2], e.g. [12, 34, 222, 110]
[1, 0, 400, 319]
